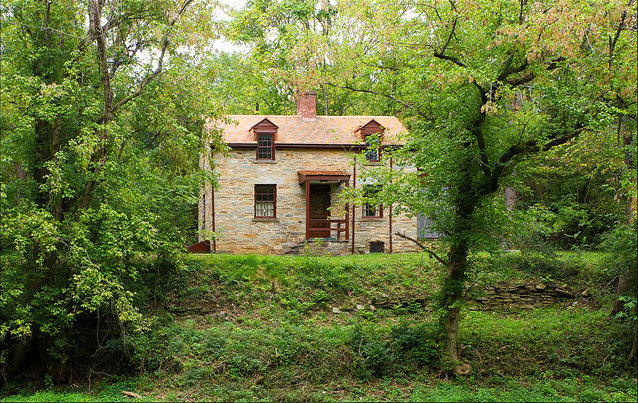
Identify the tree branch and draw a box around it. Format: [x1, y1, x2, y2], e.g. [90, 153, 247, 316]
[484, 125, 587, 195]
[518, 0, 527, 25]
[608, 3, 630, 68]
[433, 50, 466, 68]
[471, 113, 491, 177]
[340, 84, 430, 120]
[109, 0, 195, 115]
[497, 58, 529, 82]
[506, 71, 536, 87]
[437, 18, 457, 58]
[394, 232, 449, 267]
[432, 17, 467, 68]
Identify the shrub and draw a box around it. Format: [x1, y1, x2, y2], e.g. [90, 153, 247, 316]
[392, 322, 440, 366]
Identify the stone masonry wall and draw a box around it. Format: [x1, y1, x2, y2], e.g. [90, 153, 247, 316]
[204, 148, 422, 254]
[468, 282, 575, 311]
[346, 282, 576, 313]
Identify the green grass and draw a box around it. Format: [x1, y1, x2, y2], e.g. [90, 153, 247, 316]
[4, 251, 635, 402]
[2, 387, 157, 402]
[6, 376, 636, 402]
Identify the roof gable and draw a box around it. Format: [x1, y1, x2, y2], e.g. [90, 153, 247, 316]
[357, 119, 384, 140]
[250, 118, 278, 133]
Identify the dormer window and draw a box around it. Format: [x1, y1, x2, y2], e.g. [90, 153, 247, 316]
[257, 134, 274, 160]
[358, 120, 384, 163]
[251, 118, 278, 161]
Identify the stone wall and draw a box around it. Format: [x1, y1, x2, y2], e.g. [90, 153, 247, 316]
[353, 282, 576, 313]
[203, 148, 422, 254]
[468, 282, 575, 311]
[287, 239, 350, 256]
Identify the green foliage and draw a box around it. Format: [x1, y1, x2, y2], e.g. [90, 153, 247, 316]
[462, 308, 635, 379]
[600, 223, 638, 278]
[0, 0, 223, 381]
[514, 149, 627, 250]
[408, 377, 637, 403]
[3, 253, 636, 401]
[348, 324, 395, 378]
[392, 322, 440, 366]
[498, 252, 579, 282]
[601, 222, 637, 319]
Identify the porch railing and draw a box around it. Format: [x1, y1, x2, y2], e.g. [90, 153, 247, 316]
[307, 218, 349, 240]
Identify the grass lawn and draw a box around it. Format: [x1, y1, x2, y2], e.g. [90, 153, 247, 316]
[3, 252, 636, 402]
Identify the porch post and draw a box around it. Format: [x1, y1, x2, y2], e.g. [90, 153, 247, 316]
[351, 160, 356, 254]
[389, 157, 393, 254]
[305, 180, 310, 240]
[345, 180, 350, 240]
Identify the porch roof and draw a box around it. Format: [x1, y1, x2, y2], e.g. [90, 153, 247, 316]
[298, 170, 351, 185]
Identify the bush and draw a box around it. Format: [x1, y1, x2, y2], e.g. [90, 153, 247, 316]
[392, 322, 440, 365]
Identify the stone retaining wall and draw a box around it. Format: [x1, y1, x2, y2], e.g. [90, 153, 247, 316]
[470, 282, 575, 311]
[351, 282, 576, 313]
[172, 282, 578, 317]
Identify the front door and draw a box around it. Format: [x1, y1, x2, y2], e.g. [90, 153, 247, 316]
[309, 184, 331, 238]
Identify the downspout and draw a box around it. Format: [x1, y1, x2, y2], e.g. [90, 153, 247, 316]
[212, 187, 216, 253]
[351, 157, 356, 254]
[389, 157, 393, 254]
[209, 145, 216, 253]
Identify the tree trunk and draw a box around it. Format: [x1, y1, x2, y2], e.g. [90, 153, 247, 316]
[623, 129, 635, 224]
[439, 236, 472, 376]
[442, 239, 468, 362]
[611, 274, 628, 316]
[611, 122, 635, 317]
[504, 186, 517, 210]
[78, 0, 113, 211]
[321, 83, 329, 115]
[628, 322, 637, 365]
[439, 163, 475, 374]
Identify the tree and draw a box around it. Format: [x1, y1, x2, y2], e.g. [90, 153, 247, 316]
[334, 0, 636, 374]
[224, 0, 636, 372]
[1, 0, 222, 380]
[223, 0, 403, 116]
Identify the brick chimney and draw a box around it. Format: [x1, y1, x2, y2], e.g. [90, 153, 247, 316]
[296, 91, 317, 121]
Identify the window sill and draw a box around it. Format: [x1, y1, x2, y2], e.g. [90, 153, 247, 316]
[361, 217, 383, 220]
[253, 218, 279, 222]
[254, 160, 277, 164]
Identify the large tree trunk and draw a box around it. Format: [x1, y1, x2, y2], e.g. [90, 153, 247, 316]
[611, 118, 635, 317]
[443, 244, 467, 362]
[438, 161, 476, 375]
[611, 275, 629, 316]
[440, 232, 471, 373]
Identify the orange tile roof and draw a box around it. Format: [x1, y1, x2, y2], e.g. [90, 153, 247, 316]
[206, 115, 408, 145]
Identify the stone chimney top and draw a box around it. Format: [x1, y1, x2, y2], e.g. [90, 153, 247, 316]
[296, 91, 317, 121]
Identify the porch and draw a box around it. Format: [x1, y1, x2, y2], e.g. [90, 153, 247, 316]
[298, 170, 351, 240]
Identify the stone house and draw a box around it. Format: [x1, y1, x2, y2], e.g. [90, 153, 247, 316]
[195, 91, 425, 255]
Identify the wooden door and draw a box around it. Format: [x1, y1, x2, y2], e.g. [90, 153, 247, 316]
[309, 184, 331, 238]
